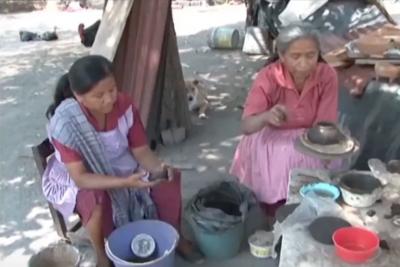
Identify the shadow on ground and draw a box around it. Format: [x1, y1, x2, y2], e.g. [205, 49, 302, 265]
[0, 10, 276, 267]
[160, 23, 277, 267]
[0, 29, 89, 262]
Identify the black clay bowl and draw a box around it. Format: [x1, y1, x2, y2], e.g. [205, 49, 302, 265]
[308, 216, 351, 245]
[339, 172, 382, 195]
[307, 122, 346, 145]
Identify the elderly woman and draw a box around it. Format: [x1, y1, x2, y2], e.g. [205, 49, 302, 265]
[43, 55, 203, 267]
[230, 23, 339, 218]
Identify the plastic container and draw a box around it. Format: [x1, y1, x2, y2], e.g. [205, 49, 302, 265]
[29, 243, 80, 267]
[105, 220, 179, 267]
[208, 27, 241, 49]
[248, 230, 274, 258]
[300, 182, 340, 201]
[189, 218, 244, 261]
[332, 227, 379, 264]
[130, 233, 157, 263]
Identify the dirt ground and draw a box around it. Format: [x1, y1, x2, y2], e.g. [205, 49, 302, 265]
[0, 4, 277, 267]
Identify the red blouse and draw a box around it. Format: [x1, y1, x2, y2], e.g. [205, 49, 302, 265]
[52, 92, 147, 163]
[243, 61, 338, 129]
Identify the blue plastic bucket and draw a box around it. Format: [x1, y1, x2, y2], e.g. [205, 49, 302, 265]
[189, 217, 244, 260]
[105, 220, 179, 267]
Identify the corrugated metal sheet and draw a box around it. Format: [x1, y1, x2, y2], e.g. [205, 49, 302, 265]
[307, 0, 388, 53]
[113, 0, 172, 128]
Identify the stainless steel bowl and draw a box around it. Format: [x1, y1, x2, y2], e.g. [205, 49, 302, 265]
[338, 171, 383, 208]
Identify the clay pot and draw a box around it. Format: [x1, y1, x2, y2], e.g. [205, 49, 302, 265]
[375, 62, 400, 82]
[355, 36, 400, 56]
[307, 122, 346, 145]
[374, 24, 400, 37]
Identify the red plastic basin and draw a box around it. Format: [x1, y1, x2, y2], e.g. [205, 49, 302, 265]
[332, 227, 379, 264]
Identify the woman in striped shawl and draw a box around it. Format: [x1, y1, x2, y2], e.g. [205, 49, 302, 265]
[43, 55, 204, 266]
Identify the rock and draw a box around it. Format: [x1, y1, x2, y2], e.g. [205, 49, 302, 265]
[380, 239, 390, 250]
[367, 210, 376, 217]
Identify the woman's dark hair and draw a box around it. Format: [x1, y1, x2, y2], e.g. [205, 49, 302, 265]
[45, 73, 71, 119]
[46, 55, 113, 119]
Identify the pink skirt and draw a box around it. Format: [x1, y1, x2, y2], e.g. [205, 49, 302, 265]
[230, 128, 325, 204]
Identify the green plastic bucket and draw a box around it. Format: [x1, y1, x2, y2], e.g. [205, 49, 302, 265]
[208, 27, 241, 49]
[189, 217, 245, 260]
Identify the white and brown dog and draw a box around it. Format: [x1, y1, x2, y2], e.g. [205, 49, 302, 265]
[185, 79, 209, 119]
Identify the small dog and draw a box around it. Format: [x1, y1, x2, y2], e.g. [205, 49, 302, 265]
[185, 79, 209, 119]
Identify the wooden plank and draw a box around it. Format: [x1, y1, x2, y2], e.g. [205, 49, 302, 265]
[145, 12, 169, 148]
[355, 58, 400, 65]
[146, 6, 191, 147]
[90, 0, 135, 61]
[159, 10, 191, 133]
[112, 0, 172, 130]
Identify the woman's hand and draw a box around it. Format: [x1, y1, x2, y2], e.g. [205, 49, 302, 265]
[263, 104, 288, 127]
[241, 104, 288, 135]
[125, 171, 160, 188]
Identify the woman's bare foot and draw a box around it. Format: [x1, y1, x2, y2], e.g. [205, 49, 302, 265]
[177, 238, 205, 264]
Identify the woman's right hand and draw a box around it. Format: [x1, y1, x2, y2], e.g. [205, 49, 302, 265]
[124, 171, 160, 188]
[263, 104, 288, 127]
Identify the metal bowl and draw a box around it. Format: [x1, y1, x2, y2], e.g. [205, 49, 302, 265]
[307, 122, 346, 145]
[338, 171, 383, 208]
[339, 172, 382, 195]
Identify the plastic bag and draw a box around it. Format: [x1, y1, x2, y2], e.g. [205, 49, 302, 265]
[187, 181, 256, 233]
[271, 194, 343, 258]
